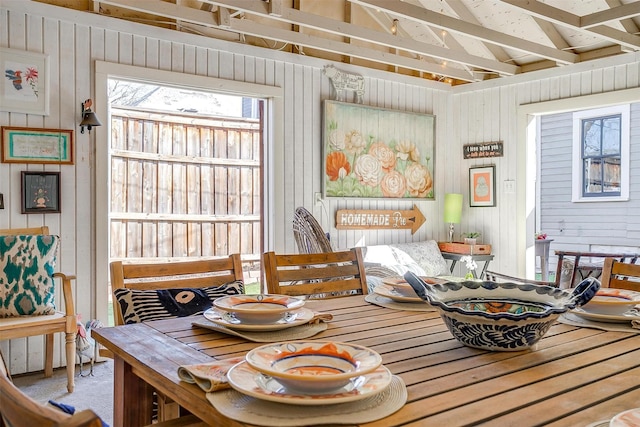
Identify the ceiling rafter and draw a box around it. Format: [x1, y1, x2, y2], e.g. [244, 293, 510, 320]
[96, 0, 478, 81]
[501, 0, 640, 50]
[202, 0, 518, 75]
[349, 0, 579, 64]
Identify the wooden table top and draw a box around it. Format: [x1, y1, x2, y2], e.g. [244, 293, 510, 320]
[93, 295, 640, 427]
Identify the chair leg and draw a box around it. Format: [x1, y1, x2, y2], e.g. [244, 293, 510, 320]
[65, 331, 76, 393]
[44, 333, 54, 377]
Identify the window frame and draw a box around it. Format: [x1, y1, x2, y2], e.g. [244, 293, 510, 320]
[571, 104, 630, 202]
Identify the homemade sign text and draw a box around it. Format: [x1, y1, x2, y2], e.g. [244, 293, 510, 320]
[335, 205, 426, 234]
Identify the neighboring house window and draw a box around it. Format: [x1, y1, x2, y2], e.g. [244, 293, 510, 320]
[572, 105, 630, 202]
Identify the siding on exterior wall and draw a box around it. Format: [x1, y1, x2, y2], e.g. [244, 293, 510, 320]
[539, 105, 640, 260]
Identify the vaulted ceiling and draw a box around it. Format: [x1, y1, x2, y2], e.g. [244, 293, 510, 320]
[36, 0, 640, 85]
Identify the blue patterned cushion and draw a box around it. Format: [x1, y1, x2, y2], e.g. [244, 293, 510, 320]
[0, 235, 59, 317]
[113, 280, 244, 324]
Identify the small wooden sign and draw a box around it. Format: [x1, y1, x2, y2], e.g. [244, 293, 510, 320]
[335, 204, 426, 235]
[463, 141, 504, 159]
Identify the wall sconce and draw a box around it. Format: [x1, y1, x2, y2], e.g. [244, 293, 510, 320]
[391, 19, 399, 35]
[80, 99, 102, 134]
[444, 193, 463, 242]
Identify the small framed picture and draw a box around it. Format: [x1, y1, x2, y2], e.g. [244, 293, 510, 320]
[0, 48, 50, 116]
[469, 165, 496, 207]
[21, 171, 60, 214]
[1, 127, 74, 164]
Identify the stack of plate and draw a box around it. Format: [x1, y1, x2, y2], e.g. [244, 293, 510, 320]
[570, 288, 640, 323]
[203, 294, 314, 331]
[226, 341, 393, 405]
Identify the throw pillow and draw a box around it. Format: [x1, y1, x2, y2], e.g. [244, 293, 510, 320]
[390, 240, 448, 277]
[114, 280, 244, 324]
[0, 234, 59, 317]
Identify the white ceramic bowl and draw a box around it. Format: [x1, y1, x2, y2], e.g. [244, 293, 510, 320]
[580, 288, 640, 316]
[245, 341, 382, 393]
[403, 272, 600, 351]
[213, 294, 304, 324]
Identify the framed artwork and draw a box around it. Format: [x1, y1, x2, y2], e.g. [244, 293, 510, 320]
[323, 100, 435, 199]
[21, 171, 60, 214]
[1, 127, 74, 164]
[469, 165, 496, 207]
[0, 48, 50, 115]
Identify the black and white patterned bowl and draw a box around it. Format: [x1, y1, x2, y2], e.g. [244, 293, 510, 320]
[403, 272, 600, 351]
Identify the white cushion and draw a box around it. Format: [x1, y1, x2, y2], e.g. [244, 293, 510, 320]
[362, 240, 448, 277]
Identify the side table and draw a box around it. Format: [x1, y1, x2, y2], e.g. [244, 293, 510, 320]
[441, 252, 495, 279]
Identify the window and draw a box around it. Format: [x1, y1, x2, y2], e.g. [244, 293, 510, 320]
[572, 105, 630, 202]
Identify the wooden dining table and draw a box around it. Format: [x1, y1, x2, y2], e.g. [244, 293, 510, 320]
[93, 295, 640, 427]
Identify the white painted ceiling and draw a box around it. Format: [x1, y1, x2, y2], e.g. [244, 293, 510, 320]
[37, 0, 640, 85]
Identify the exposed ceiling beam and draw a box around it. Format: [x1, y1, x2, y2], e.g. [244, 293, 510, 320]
[606, 0, 640, 35]
[96, 0, 477, 81]
[438, 0, 511, 63]
[349, 0, 578, 64]
[501, 0, 640, 50]
[531, 16, 571, 51]
[580, 2, 640, 28]
[203, 0, 518, 75]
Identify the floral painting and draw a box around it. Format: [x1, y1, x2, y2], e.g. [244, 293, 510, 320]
[323, 101, 435, 199]
[0, 48, 49, 115]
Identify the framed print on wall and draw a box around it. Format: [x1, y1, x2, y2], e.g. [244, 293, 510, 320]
[323, 100, 435, 199]
[21, 171, 61, 214]
[1, 127, 74, 164]
[0, 47, 50, 115]
[469, 165, 496, 207]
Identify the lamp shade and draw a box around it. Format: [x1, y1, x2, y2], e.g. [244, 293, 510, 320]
[443, 193, 463, 223]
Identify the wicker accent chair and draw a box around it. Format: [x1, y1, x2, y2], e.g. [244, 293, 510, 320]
[292, 206, 397, 280]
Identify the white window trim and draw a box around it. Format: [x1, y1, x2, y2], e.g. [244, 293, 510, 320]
[571, 104, 630, 202]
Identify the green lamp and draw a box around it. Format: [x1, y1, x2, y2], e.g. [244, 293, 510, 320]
[444, 193, 463, 242]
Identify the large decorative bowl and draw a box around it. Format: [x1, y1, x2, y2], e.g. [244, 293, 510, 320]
[580, 288, 640, 316]
[245, 341, 382, 393]
[403, 272, 600, 351]
[213, 294, 304, 324]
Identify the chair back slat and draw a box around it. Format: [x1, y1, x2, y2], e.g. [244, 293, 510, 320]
[600, 257, 640, 291]
[263, 248, 368, 299]
[0, 226, 49, 235]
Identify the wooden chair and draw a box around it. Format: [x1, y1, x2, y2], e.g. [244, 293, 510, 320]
[600, 257, 640, 291]
[109, 254, 243, 421]
[0, 350, 206, 427]
[0, 227, 76, 393]
[110, 254, 244, 326]
[263, 248, 368, 298]
[0, 348, 98, 427]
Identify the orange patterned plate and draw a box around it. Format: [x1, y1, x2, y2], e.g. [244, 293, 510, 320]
[373, 284, 422, 302]
[227, 361, 392, 406]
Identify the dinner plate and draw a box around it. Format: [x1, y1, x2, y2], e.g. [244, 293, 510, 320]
[569, 307, 640, 323]
[226, 361, 392, 406]
[610, 407, 640, 427]
[213, 294, 305, 324]
[373, 284, 422, 302]
[202, 307, 314, 331]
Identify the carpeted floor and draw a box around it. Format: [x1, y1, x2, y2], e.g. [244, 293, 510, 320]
[11, 359, 114, 426]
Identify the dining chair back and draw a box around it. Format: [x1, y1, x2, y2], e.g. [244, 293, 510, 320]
[600, 257, 640, 291]
[263, 248, 368, 298]
[0, 227, 76, 393]
[110, 254, 244, 326]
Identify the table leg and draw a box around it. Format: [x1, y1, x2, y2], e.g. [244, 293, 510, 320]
[113, 357, 154, 427]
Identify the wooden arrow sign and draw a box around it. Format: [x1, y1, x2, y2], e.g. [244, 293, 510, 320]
[335, 204, 426, 235]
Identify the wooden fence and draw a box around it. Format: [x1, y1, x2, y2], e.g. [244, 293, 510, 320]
[109, 108, 262, 280]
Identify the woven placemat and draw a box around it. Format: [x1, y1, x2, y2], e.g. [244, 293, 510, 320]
[365, 293, 435, 312]
[192, 318, 328, 342]
[558, 312, 640, 333]
[206, 375, 406, 426]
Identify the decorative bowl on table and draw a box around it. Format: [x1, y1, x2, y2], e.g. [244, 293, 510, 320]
[403, 272, 600, 352]
[245, 340, 383, 393]
[382, 276, 440, 297]
[579, 288, 640, 316]
[212, 294, 304, 324]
